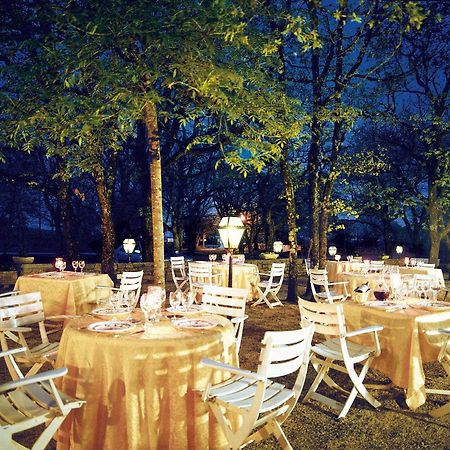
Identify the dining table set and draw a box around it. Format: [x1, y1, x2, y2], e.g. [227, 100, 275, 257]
[324, 260, 450, 410]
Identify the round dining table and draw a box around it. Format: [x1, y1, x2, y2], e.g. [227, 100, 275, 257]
[55, 311, 236, 450]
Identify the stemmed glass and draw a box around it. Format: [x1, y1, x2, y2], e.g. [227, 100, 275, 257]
[182, 291, 195, 311]
[78, 260, 86, 273]
[209, 254, 214, 262]
[72, 260, 79, 272]
[61, 261, 66, 272]
[169, 291, 181, 310]
[141, 291, 163, 330]
[109, 291, 123, 313]
[211, 254, 217, 262]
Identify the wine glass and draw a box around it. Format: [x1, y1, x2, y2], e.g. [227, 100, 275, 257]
[211, 254, 217, 262]
[78, 260, 86, 273]
[109, 291, 122, 313]
[122, 291, 135, 313]
[61, 261, 66, 272]
[209, 254, 214, 262]
[72, 260, 79, 272]
[169, 292, 181, 310]
[182, 291, 194, 311]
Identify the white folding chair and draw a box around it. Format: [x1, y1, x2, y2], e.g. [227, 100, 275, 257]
[0, 292, 70, 378]
[0, 347, 84, 450]
[425, 328, 450, 417]
[188, 262, 221, 297]
[200, 324, 314, 450]
[96, 270, 143, 306]
[202, 285, 248, 355]
[368, 260, 384, 273]
[252, 262, 285, 308]
[309, 269, 349, 303]
[170, 256, 188, 292]
[0, 290, 20, 298]
[412, 273, 435, 299]
[298, 298, 383, 418]
[304, 258, 311, 276]
[417, 262, 436, 269]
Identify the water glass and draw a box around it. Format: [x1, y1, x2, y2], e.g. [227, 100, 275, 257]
[78, 260, 86, 272]
[182, 291, 195, 311]
[109, 291, 122, 313]
[169, 292, 181, 310]
[72, 260, 79, 272]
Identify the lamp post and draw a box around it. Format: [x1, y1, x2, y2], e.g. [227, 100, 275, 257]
[218, 216, 245, 287]
[123, 238, 136, 264]
[396, 245, 403, 256]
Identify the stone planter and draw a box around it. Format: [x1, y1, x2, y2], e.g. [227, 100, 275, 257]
[12, 256, 35, 264]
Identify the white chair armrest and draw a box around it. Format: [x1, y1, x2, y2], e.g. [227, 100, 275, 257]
[0, 347, 28, 359]
[230, 315, 248, 324]
[329, 281, 349, 286]
[0, 326, 32, 333]
[346, 325, 383, 338]
[0, 290, 20, 297]
[0, 367, 68, 394]
[259, 273, 271, 277]
[201, 358, 265, 382]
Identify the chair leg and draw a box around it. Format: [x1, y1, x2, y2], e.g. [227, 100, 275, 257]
[270, 420, 293, 450]
[430, 401, 450, 417]
[33, 416, 66, 450]
[303, 359, 330, 403]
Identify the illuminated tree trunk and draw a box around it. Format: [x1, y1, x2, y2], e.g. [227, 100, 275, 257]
[92, 161, 115, 279]
[280, 147, 297, 302]
[144, 102, 165, 288]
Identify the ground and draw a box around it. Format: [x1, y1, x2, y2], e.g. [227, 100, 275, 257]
[3, 276, 450, 449]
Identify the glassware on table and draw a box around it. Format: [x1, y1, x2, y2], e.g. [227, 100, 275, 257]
[389, 273, 403, 301]
[141, 292, 163, 329]
[211, 254, 217, 262]
[373, 275, 390, 301]
[122, 291, 136, 313]
[72, 260, 79, 272]
[347, 255, 353, 262]
[61, 261, 66, 272]
[55, 258, 64, 272]
[109, 291, 123, 313]
[169, 292, 181, 310]
[209, 254, 214, 262]
[335, 254, 341, 262]
[78, 260, 86, 273]
[182, 291, 195, 311]
[430, 279, 441, 301]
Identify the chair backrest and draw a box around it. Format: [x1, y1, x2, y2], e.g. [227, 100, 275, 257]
[309, 269, 334, 303]
[0, 292, 45, 329]
[298, 298, 346, 337]
[368, 260, 384, 272]
[202, 285, 248, 352]
[202, 285, 247, 318]
[119, 270, 144, 300]
[171, 256, 186, 275]
[257, 325, 315, 402]
[189, 261, 213, 280]
[304, 258, 311, 276]
[268, 262, 285, 287]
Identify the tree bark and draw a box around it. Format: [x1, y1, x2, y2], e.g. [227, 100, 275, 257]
[144, 102, 165, 288]
[280, 147, 298, 303]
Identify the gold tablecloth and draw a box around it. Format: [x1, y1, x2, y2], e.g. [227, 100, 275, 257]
[212, 263, 259, 297]
[343, 302, 450, 409]
[14, 272, 113, 316]
[336, 272, 386, 298]
[55, 312, 236, 450]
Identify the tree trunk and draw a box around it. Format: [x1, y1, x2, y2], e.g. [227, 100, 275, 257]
[144, 102, 165, 288]
[280, 147, 297, 303]
[57, 180, 76, 260]
[93, 166, 115, 279]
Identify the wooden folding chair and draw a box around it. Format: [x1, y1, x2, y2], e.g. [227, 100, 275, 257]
[0, 292, 69, 379]
[202, 285, 248, 355]
[252, 262, 285, 308]
[425, 328, 450, 417]
[298, 298, 383, 418]
[309, 269, 349, 303]
[0, 347, 84, 450]
[200, 324, 314, 449]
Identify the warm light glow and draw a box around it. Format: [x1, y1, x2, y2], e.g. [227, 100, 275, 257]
[273, 241, 283, 253]
[396, 245, 403, 255]
[219, 217, 245, 249]
[328, 246, 337, 256]
[123, 238, 136, 254]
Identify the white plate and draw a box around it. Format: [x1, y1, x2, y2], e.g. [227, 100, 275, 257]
[166, 305, 203, 314]
[172, 318, 217, 330]
[414, 301, 450, 311]
[91, 307, 129, 318]
[367, 301, 398, 308]
[87, 321, 135, 333]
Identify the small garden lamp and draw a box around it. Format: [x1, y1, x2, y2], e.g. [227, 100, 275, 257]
[219, 216, 245, 287]
[273, 241, 283, 254]
[123, 238, 136, 263]
[328, 246, 337, 258]
[396, 245, 403, 256]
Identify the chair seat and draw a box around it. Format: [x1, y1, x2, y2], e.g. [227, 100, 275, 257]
[29, 342, 59, 360]
[312, 338, 374, 363]
[317, 292, 345, 301]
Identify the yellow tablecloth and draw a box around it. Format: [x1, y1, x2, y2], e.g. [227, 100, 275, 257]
[212, 263, 259, 296]
[326, 261, 367, 280]
[14, 272, 113, 316]
[336, 272, 386, 298]
[343, 302, 450, 409]
[55, 312, 236, 450]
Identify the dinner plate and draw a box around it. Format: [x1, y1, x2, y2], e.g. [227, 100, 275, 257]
[90, 307, 129, 320]
[166, 305, 203, 314]
[172, 318, 217, 330]
[87, 321, 135, 333]
[367, 301, 399, 309]
[413, 301, 450, 312]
